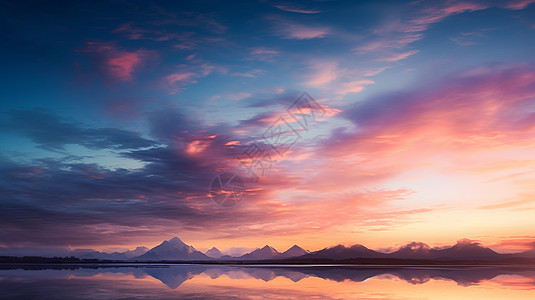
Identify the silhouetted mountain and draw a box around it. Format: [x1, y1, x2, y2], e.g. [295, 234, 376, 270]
[296, 240, 507, 261]
[240, 245, 279, 260]
[429, 239, 505, 260]
[276, 245, 309, 259]
[205, 247, 223, 259]
[122, 246, 149, 258]
[78, 251, 114, 260]
[217, 254, 237, 260]
[304, 244, 387, 260]
[132, 237, 209, 261]
[75, 246, 148, 260]
[70, 249, 99, 257]
[516, 248, 535, 258]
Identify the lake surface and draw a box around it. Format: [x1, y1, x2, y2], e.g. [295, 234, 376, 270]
[1, 264, 534, 299]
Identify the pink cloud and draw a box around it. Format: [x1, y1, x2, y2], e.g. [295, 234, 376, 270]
[163, 63, 226, 94]
[320, 64, 535, 178]
[251, 48, 280, 55]
[305, 61, 339, 86]
[380, 50, 419, 62]
[81, 42, 153, 81]
[503, 0, 535, 10]
[165, 72, 196, 85]
[272, 18, 329, 39]
[337, 80, 375, 95]
[284, 24, 329, 39]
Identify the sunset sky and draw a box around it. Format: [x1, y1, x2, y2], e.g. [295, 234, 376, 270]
[2, 0, 535, 256]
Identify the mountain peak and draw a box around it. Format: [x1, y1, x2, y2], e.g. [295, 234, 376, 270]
[132, 237, 209, 261]
[240, 245, 280, 260]
[168, 237, 186, 246]
[277, 245, 308, 258]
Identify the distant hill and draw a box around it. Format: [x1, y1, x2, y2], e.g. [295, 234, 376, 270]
[205, 247, 223, 259]
[132, 237, 209, 261]
[305, 244, 387, 260]
[76, 246, 149, 260]
[389, 240, 506, 261]
[240, 245, 280, 260]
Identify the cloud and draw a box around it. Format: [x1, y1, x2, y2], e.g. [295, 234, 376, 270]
[249, 48, 281, 61]
[81, 42, 155, 81]
[0, 107, 265, 247]
[282, 24, 329, 39]
[337, 80, 375, 95]
[380, 50, 419, 62]
[312, 64, 535, 199]
[272, 4, 320, 14]
[163, 63, 226, 94]
[488, 236, 535, 253]
[355, 0, 535, 61]
[305, 61, 339, 86]
[478, 194, 535, 209]
[503, 0, 535, 10]
[113, 22, 192, 42]
[270, 17, 329, 39]
[449, 30, 486, 46]
[301, 61, 377, 96]
[0, 109, 157, 151]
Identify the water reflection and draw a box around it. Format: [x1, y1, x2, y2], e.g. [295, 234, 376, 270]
[1, 264, 534, 299]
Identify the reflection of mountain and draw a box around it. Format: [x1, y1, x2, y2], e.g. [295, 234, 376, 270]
[143, 266, 206, 289]
[2, 264, 535, 289]
[141, 265, 535, 288]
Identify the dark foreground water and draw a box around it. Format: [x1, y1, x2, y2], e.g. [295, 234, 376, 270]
[1, 264, 534, 299]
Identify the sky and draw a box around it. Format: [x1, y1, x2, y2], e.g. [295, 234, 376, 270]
[1, 0, 535, 256]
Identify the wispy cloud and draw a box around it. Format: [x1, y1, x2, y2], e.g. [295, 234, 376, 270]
[380, 50, 419, 62]
[0, 109, 157, 151]
[163, 62, 226, 94]
[503, 0, 535, 10]
[270, 16, 329, 39]
[272, 4, 321, 14]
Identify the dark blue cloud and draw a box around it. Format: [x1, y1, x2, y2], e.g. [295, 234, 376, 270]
[0, 109, 158, 150]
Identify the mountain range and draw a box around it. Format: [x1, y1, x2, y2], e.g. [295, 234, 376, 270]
[51, 236, 535, 262]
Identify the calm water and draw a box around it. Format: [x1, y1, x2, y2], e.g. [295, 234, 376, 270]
[1, 264, 534, 299]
